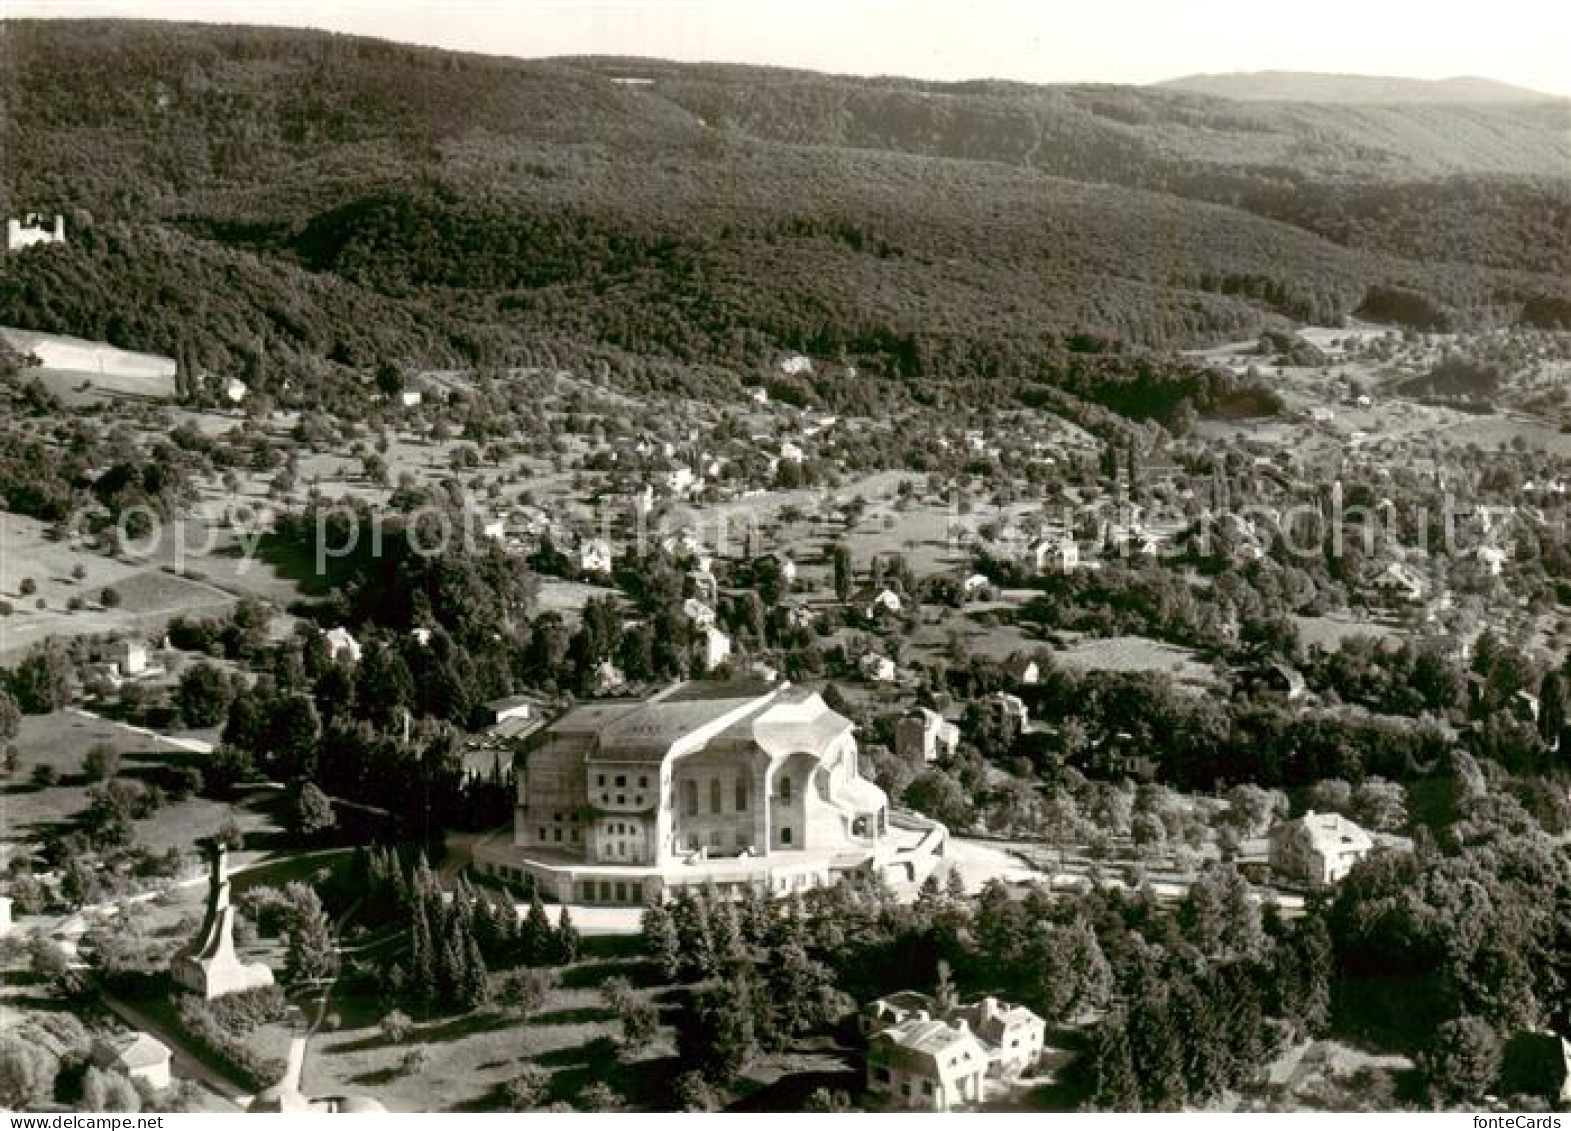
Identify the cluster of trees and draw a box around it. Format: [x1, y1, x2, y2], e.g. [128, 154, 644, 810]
[639, 886, 853, 1096]
[11, 23, 1563, 432]
[351, 848, 578, 1016]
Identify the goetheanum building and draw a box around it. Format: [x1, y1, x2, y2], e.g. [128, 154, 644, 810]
[474, 681, 946, 903]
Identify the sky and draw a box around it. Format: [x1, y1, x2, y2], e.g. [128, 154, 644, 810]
[8, 0, 1571, 96]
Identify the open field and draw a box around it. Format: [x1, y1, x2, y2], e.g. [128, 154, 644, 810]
[1, 325, 176, 400]
[0, 709, 264, 853]
[0, 512, 241, 660]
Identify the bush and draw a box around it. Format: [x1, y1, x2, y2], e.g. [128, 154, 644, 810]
[83, 743, 121, 783]
[100, 587, 122, 608]
[175, 997, 287, 1091]
[502, 1065, 551, 1111]
[204, 985, 288, 1034]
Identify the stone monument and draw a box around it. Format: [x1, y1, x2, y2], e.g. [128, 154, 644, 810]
[171, 839, 274, 999]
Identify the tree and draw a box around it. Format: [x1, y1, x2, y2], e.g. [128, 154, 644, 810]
[493, 967, 555, 1019]
[82, 1066, 141, 1112]
[1538, 670, 1565, 746]
[283, 884, 338, 984]
[678, 975, 758, 1085]
[502, 1065, 551, 1111]
[290, 782, 336, 837]
[0, 1035, 57, 1109]
[832, 542, 853, 603]
[576, 1082, 624, 1112]
[1086, 1011, 1141, 1111]
[554, 905, 580, 964]
[176, 662, 233, 728]
[82, 742, 120, 783]
[641, 900, 681, 980]
[380, 1008, 413, 1044]
[672, 1070, 720, 1112]
[1351, 777, 1408, 833]
[0, 688, 19, 746]
[521, 892, 555, 966]
[9, 643, 71, 713]
[1424, 1016, 1502, 1104]
[803, 1088, 854, 1112]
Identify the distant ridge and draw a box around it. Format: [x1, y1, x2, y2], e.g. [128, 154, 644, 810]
[1157, 70, 1561, 104]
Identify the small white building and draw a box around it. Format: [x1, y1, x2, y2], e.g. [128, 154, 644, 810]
[961, 573, 991, 598]
[860, 653, 897, 683]
[6, 214, 65, 253]
[579, 540, 614, 575]
[779, 441, 806, 465]
[896, 708, 960, 764]
[1476, 544, 1509, 576]
[92, 1033, 172, 1092]
[697, 625, 732, 672]
[1270, 811, 1374, 889]
[485, 694, 540, 726]
[399, 388, 423, 408]
[682, 598, 717, 629]
[225, 378, 248, 405]
[853, 587, 903, 619]
[111, 638, 150, 677]
[665, 466, 697, 495]
[325, 626, 362, 666]
[1032, 537, 1079, 574]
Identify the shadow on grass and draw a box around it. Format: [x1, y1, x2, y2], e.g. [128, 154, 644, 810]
[528, 1005, 615, 1028]
[558, 958, 657, 990]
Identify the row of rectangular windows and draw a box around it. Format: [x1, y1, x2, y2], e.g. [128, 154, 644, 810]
[679, 776, 792, 816]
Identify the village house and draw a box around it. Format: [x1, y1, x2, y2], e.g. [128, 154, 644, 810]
[1373, 560, 1427, 604]
[852, 586, 903, 619]
[682, 597, 718, 629]
[961, 573, 992, 599]
[688, 565, 719, 605]
[860, 652, 897, 683]
[325, 626, 362, 666]
[1032, 536, 1079, 574]
[697, 625, 732, 672]
[110, 638, 150, 677]
[91, 1032, 172, 1092]
[1004, 655, 1041, 686]
[1476, 543, 1509, 576]
[579, 539, 614, 575]
[895, 708, 960, 764]
[866, 1009, 990, 1111]
[981, 692, 1030, 734]
[225, 377, 248, 405]
[1269, 811, 1374, 889]
[864, 992, 1046, 1110]
[483, 694, 543, 727]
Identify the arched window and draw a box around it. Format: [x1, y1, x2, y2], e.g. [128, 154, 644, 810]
[710, 778, 722, 814]
[780, 776, 792, 803]
[735, 777, 748, 811]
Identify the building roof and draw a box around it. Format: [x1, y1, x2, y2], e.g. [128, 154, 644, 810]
[872, 1016, 991, 1075]
[587, 681, 781, 764]
[1284, 811, 1373, 855]
[93, 1032, 170, 1071]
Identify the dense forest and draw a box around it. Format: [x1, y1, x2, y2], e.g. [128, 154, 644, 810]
[1, 20, 1569, 414]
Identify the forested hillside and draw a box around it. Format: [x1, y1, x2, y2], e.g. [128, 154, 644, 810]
[1, 20, 1568, 415]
